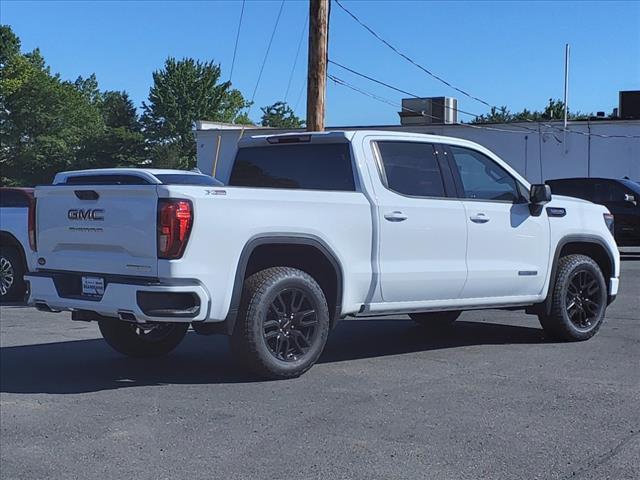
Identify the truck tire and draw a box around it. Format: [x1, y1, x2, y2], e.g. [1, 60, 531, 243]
[538, 254, 607, 341]
[0, 246, 26, 302]
[410, 311, 461, 328]
[231, 267, 330, 379]
[98, 320, 189, 357]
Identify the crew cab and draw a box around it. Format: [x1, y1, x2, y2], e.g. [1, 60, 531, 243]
[26, 131, 620, 378]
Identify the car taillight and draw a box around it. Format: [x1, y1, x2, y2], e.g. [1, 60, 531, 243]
[157, 199, 193, 259]
[28, 197, 37, 251]
[603, 213, 614, 234]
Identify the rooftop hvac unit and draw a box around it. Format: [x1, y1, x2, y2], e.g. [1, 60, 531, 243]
[398, 97, 458, 125]
[619, 90, 640, 120]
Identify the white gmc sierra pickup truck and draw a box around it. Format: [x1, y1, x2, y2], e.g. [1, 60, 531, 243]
[26, 130, 620, 378]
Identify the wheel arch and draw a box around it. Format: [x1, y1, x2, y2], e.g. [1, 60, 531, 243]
[222, 234, 345, 335]
[0, 231, 28, 271]
[539, 235, 616, 315]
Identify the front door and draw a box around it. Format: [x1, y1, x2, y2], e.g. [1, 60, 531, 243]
[370, 140, 468, 303]
[446, 145, 550, 300]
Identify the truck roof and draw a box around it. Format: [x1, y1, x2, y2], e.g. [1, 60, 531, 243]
[239, 129, 490, 150]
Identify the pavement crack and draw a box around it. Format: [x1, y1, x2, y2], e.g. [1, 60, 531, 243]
[560, 430, 640, 479]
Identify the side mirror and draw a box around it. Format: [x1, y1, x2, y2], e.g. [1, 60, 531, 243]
[530, 184, 552, 205]
[624, 193, 637, 206]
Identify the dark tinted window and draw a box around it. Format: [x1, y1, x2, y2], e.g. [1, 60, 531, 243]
[376, 141, 446, 197]
[64, 175, 150, 185]
[154, 174, 222, 186]
[593, 180, 628, 203]
[0, 189, 31, 207]
[547, 179, 594, 200]
[229, 143, 355, 191]
[450, 146, 521, 202]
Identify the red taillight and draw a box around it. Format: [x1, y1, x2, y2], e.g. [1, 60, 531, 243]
[28, 197, 37, 251]
[157, 199, 193, 259]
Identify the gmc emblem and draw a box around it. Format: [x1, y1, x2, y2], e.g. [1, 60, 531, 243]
[68, 209, 104, 221]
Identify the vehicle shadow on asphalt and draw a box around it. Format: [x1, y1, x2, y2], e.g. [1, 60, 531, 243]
[0, 318, 547, 394]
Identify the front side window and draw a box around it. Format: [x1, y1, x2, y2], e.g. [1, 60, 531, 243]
[449, 146, 522, 202]
[593, 180, 628, 203]
[376, 141, 446, 197]
[229, 143, 355, 191]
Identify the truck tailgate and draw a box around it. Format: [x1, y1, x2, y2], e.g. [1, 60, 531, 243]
[35, 185, 159, 277]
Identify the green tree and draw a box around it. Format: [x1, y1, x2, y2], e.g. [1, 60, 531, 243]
[471, 99, 593, 124]
[0, 43, 102, 185]
[0, 25, 20, 66]
[100, 91, 139, 130]
[260, 101, 305, 128]
[81, 90, 146, 169]
[141, 57, 250, 169]
[0, 25, 146, 185]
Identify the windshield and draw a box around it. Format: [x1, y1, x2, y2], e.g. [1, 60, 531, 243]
[621, 179, 640, 194]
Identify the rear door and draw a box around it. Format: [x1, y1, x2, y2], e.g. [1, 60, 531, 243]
[446, 145, 550, 299]
[36, 184, 159, 277]
[370, 140, 468, 302]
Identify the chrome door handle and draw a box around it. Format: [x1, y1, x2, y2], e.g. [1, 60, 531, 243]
[470, 213, 490, 224]
[384, 211, 408, 222]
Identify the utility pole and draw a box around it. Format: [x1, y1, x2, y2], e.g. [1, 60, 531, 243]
[563, 43, 570, 130]
[563, 43, 570, 148]
[306, 0, 329, 132]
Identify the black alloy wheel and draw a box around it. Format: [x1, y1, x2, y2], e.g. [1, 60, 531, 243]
[263, 288, 320, 362]
[231, 267, 330, 379]
[565, 269, 603, 331]
[538, 254, 607, 341]
[98, 319, 189, 357]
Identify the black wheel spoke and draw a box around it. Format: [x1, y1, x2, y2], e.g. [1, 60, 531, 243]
[264, 319, 279, 330]
[263, 287, 319, 362]
[565, 269, 602, 331]
[292, 329, 311, 349]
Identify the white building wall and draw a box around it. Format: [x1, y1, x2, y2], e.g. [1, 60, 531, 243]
[196, 120, 640, 184]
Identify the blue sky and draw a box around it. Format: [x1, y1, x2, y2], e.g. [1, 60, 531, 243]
[2, 0, 639, 126]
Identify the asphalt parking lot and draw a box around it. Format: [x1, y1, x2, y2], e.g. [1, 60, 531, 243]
[1, 252, 639, 480]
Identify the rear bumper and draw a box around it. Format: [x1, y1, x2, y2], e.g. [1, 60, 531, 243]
[25, 271, 210, 323]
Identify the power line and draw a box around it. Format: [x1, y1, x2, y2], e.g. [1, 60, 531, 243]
[329, 74, 441, 121]
[294, 79, 306, 114]
[249, 0, 286, 112]
[285, 15, 309, 102]
[329, 59, 481, 119]
[333, 0, 640, 138]
[328, 74, 635, 138]
[229, 0, 246, 83]
[329, 73, 526, 133]
[333, 0, 493, 108]
[329, 61, 640, 139]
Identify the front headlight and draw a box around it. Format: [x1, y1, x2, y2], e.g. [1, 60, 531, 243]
[603, 213, 614, 234]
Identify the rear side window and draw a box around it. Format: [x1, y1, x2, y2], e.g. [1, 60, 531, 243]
[449, 146, 522, 202]
[229, 143, 355, 191]
[0, 190, 30, 207]
[376, 141, 446, 197]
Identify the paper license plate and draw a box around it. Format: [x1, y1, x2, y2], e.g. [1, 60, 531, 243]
[81, 276, 104, 296]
